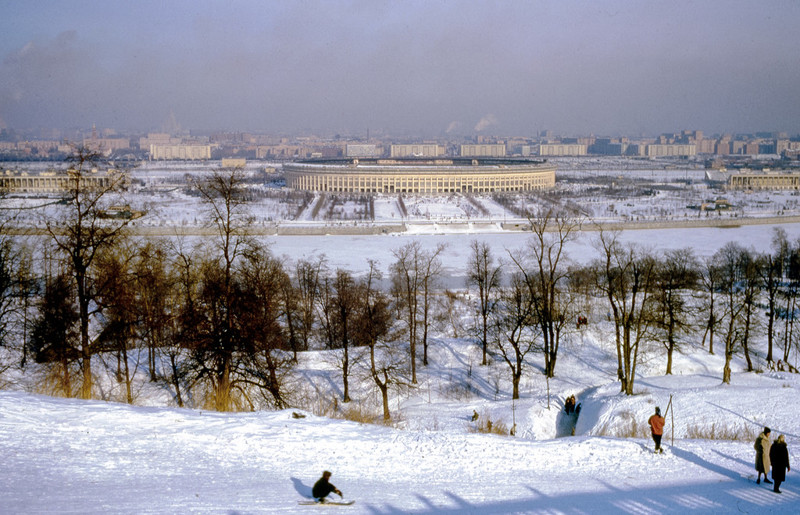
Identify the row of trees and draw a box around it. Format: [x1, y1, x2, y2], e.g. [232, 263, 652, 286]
[0, 151, 453, 417]
[468, 219, 800, 398]
[2, 149, 799, 418]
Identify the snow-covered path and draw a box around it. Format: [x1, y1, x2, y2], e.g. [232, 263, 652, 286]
[1, 392, 797, 514]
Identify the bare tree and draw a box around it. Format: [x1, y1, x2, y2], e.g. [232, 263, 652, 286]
[0, 184, 23, 368]
[29, 271, 80, 395]
[466, 240, 502, 366]
[0, 236, 35, 374]
[699, 256, 721, 355]
[738, 247, 761, 372]
[94, 242, 140, 403]
[715, 242, 748, 384]
[189, 167, 253, 411]
[651, 248, 699, 375]
[391, 241, 446, 383]
[331, 268, 359, 403]
[490, 272, 538, 400]
[510, 210, 580, 378]
[278, 269, 302, 361]
[779, 235, 800, 363]
[43, 147, 135, 399]
[419, 245, 445, 367]
[0, 238, 16, 354]
[130, 240, 176, 383]
[237, 242, 292, 409]
[762, 229, 788, 364]
[593, 229, 657, 395]
[354, 261, 399, 420]
[13, 244, 36, 369]
[293, 257, 326, 351]
[167, 238, 203, 407]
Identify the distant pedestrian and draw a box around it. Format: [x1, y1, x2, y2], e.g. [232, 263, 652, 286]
[769, 434, 790, 494]
[312, 471, 342, 503]
[647, 407, 665, 453]
[755, 427, 772, 485]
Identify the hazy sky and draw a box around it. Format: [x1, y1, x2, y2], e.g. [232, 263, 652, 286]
[1, 0, 799, 137]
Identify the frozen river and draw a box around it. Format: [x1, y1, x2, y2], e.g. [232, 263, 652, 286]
[259, 221, 800, 285]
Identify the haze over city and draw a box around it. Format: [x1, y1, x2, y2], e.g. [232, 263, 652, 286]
[2, 0, 799, 137]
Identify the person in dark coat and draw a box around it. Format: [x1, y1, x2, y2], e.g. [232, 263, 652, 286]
[755, 427, 772, 485]
[769, 434, 791, 494]
[312, 471, 342, 503]
[564, 395, 576, 414]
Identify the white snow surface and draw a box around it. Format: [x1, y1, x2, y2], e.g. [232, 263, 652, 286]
[2, 334, 799, 514]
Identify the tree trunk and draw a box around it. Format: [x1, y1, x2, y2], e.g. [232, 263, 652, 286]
[61, 355, 71, 396]
[380, 371, 390, 421]
[666, 321, 675, 375]
[149, 345, 157, 382]
[742, 310, 753, 372]
[80, 347, 92, 399]
[170, 354, 184, 408]
[722, 347, 733, 384]
[512, 353, 523, 400]
[767, 299, 775, 363]
[708, 313, 715, 354]
[342, 344, 350, 403]
[481, 316, 488, 366]
[216, 356, 231, 411]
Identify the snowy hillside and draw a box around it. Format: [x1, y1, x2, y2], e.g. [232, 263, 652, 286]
[2, 332, 798, 514]
[2, 158, 800, 513]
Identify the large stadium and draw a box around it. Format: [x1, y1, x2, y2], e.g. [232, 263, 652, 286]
[283, 157, 556, 194]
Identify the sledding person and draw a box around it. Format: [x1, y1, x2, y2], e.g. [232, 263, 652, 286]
[755, 427, 772, 485]
[769, 434, 790, 494]
[647, 406, 665, 453]
[564, 395, 576, 414]
[312, 471, 343, 503]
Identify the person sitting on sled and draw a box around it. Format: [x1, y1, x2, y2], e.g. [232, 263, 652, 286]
[312, 471, 343, 503]
[564, 395, 576, 414]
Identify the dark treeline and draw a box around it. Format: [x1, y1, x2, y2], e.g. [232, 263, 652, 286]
[1, 149, 799, 418]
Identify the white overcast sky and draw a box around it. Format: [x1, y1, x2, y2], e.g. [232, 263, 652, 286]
[1, 0, 799, 137]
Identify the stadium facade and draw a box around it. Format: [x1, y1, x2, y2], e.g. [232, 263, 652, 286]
[283, 157, 556, 194]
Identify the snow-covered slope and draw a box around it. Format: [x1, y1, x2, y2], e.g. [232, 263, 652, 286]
[0, 387, 797, 514]
[2, 333, 799, 513]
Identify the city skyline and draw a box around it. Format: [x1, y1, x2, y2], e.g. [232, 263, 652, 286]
[1, 1, 799, 137]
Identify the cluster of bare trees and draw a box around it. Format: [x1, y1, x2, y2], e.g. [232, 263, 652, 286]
[468, 211, 578, 399]
[468, 213, 800, 399]
[0, 151, 448, 418]
[2, 150, 800, 417]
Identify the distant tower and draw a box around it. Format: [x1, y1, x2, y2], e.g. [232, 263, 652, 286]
[161, 110, 182, 136]
[91, 123, 98, 141]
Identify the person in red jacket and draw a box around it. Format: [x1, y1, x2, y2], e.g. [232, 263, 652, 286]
[648, 407, 666, 453]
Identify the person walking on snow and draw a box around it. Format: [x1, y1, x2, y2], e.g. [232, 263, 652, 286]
[769, 434, 790, 493]
[312, 471, 343, 503]
[755, 427, 772, 485]
[647, 407, 665, 453]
